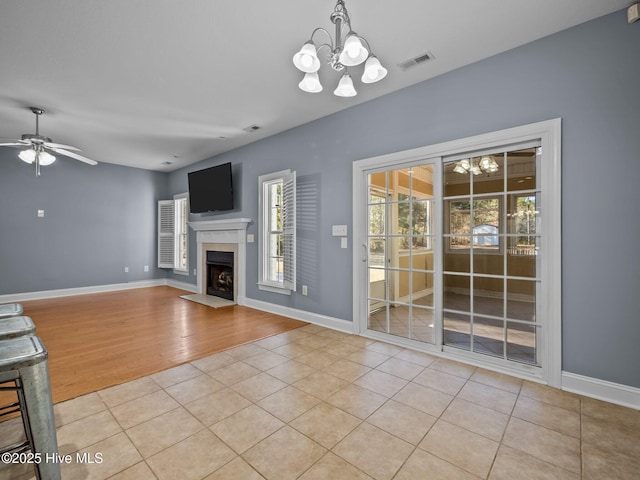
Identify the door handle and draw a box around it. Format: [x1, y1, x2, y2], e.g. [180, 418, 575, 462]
[362, 244, 367, 263]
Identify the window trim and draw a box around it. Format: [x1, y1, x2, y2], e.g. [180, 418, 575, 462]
[258, 170, 296, 295]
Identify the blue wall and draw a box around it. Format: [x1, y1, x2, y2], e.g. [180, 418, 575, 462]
[0, 9, 637, 388]
[0, 150, 167, 293]
[168, 10, 640, 388]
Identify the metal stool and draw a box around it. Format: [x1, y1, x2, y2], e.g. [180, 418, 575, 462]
[0, 304, 23, 319]
[0, 336, 60, 480]
[0, 316, 36, 340]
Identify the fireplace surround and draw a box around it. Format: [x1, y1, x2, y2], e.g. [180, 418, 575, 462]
[189, 218, 251, 305]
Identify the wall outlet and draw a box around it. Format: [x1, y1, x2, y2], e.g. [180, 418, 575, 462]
[124, 267, 129, 273]
[193, 268, 197, 276]
[302, 285, 308, 296]
[247, 234, 255, 243]
[37, 210, 45, 218]
[144, 265, 149, 272]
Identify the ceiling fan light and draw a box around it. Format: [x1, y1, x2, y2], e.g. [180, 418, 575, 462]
[293, 42, 321, 73]
[361, 55, 387, 83]
[298, 72, 323, 93]
[334, 73, 357, 97]
[19, 149, 36, 164]
[38, 151, 56, 166]
[338, 34, 369, 66]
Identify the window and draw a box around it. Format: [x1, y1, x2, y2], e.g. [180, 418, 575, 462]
[157, 193, 189, 274]
[258, 170, 296, 294]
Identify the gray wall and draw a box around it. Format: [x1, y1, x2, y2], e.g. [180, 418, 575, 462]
[0, 149, 167, 294]
[168, 10, 640, 388]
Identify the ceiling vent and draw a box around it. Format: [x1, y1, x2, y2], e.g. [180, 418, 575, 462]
[243, 124, 261, 133]
[398, 52, 434, 70]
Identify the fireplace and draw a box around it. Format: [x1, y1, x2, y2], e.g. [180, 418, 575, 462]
[206, 251, 234, 300]
[189, 218, 251, 305]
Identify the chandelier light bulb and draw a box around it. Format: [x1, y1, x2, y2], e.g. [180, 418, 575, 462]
[298, 72, 323, 93]
[334, 73, 357, 97]
[338, 34, 368, 66]
[293, 42, 321, 73]
[453, 164, 467, 174]
[361, 55, 388, 83]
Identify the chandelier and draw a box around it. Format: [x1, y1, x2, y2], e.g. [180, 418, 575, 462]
[453, 156, 500, 175]
[292, 0, 387, 97]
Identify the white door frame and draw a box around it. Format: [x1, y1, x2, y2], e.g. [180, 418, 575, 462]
[352, 118, 562, 387]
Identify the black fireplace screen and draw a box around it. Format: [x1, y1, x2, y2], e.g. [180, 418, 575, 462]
[206, 251, 234, 300]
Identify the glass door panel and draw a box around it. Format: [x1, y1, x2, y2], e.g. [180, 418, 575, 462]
[366, 163, 435, 344]
[443, 143, 541, 366]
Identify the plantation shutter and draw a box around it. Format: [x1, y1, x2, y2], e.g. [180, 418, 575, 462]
[282, 171, 296, 291]
[158, 200, 176, 268]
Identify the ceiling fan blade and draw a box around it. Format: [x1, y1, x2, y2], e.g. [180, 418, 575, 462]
[43, 141, 81, 151]
[0, 142, 29, 147]
[49, 147, 98, 165]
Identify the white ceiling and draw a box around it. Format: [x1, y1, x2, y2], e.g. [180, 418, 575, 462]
[0, 0, 629, 172]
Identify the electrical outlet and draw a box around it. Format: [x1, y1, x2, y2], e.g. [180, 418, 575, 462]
[124, 267, 129, 273]
[144, 265, 149, 272]
[37, 210, 45, 218]
[302, 285, 308, 296]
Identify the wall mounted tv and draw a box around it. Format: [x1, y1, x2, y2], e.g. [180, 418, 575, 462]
[188, 162, 234, 213]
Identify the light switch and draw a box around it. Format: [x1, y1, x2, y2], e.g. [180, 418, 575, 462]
[247, 234, 255, 243]
[332, 225, 347, 236]
[341, 237, 348, 249]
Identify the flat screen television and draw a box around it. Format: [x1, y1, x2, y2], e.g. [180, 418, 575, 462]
[188, 162, 234, 213]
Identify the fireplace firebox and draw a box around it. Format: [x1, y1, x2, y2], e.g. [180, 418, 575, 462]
[206, 251, 234, 300]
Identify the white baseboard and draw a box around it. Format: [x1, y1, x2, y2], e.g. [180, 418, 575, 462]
[166, 279, 198, 293]
[0, 279, 170, 303]
[243, 297, 355, 334]
[562, 371, 640, 410]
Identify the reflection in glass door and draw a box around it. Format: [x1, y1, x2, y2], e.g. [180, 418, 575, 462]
[443, 145, 541, 366]
[367, 164, 436, 344]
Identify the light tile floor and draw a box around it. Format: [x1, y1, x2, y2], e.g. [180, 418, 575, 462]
[1, 324, 639, 480]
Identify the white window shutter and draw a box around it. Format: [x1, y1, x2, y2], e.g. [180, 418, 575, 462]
[282, 172, 296, 291]
[158, 200, 176, 268]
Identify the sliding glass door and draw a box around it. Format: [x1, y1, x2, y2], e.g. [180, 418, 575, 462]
[354, 119, 561, 383]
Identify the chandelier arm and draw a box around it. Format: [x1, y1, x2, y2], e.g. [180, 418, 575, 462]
[309, 27, 334, 50]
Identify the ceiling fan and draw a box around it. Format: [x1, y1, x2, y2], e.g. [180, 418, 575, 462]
[0, 106, 98, 176]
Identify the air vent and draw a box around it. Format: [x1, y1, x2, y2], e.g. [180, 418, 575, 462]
[243, 124, 261, 133]
[398, 51, 434, 70]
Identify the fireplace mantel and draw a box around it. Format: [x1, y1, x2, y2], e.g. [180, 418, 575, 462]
[189, 218, 251, 233]
[189, 218, 252, 304]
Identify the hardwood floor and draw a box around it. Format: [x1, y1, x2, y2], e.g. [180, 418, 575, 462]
[4, 286, 306, 404]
